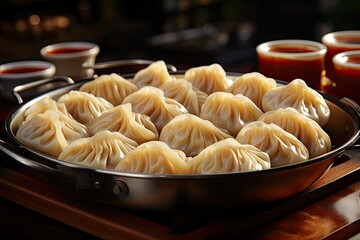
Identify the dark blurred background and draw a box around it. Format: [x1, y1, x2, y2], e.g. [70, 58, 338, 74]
[1, 0, 359, 72]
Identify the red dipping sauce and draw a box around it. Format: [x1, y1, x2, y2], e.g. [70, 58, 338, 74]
[321, 31, 360, 97]
[332, 51, 360, 103]
[322, 34, 360, 80]
[46, 47, 90, 55]
[256, 40, 326, 90]
[268, 46, 316, 53]
[0, 66, 47, 74]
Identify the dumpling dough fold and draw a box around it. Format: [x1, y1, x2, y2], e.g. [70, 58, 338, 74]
[184, 63, 232, 94]
[79, 73, 138, 106]
[88, 103, 158, 144]
[58, 130, 138, 169]
[160, 114, 232, 157]
[200, 92, 263, 136]
[57, 90, 114, 126]
[115, 141, 190, 174]
[262, 79, 330, 126]
[189, 138, 271, 174]
[226, 72, 276, 110]
[16, 109, 88, 158]
[159, 78, 208, 116]
[258, 107, 331, 158]
[236, 121, 309, 167]
[130, 60, 174, 88]
[122, 86, 188, 131]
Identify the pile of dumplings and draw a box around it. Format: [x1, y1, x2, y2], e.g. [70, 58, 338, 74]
[15, 61, 332, 175]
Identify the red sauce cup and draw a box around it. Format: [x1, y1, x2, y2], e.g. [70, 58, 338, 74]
[321, 31, 360, 96]
[256, 40, 327, 90]
[41, 42, 99, 80]
[332, 50, 360, 103]
[0, 60, 55, 101]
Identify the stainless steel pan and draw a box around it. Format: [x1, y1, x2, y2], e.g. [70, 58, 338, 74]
[0, 68, 359, 212]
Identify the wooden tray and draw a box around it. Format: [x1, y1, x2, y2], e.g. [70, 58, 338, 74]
[0, 149, 359, 239]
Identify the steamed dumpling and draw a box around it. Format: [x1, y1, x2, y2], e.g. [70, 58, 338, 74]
[200, 92, 263, 136]
[122, 86, 188, 131]
[189, 138, 271, 174]
[130, 60, 174, 88]
[226, 72, 277, 110]
[258, 107, 331, 158]
[16, 109, 88, 158]
[115, 141, 190, 174]
[23, 96, 71, 121]
[236, 121, 309, 167]
[13, 96, 71, 131]
[57, 90, 114, 126]
[262, 79, 330, 126]
[184, 63, 232, 94]
[159, 78, 208, 115]
[52, 109, 89, 142]
[79, 73, 138, 106]
[58, 130, 138, 169]
[88, 103, 158, 144]
[160, 114, 232, 157]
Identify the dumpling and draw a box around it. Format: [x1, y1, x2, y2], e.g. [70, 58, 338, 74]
[226, 72, 277, 110]
[122, 86, 188, 131]
[200, 92, 263, 136]
[188, 138, 271, 174]
[54, 109, 89, 142]
[57, 90, 114, 126]
[236, 121, 309, 167]
[88, 103, 158, 144]
[130, 60, 175, 88]
[160, 114, 232, 157]
[58, 130, 138, 169]
[258, 107, 331, 158]
[79, 73, 138, 106]
[159, 78, 208, 116]
[12, 96, 71, 131]
[115, 141, 190, 174]
[16, 109, 88, 158]
[23, 96, 71, 121]
[262, 79, 330, 126]
[184, 63, 232, 94]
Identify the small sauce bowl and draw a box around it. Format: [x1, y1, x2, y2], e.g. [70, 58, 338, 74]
[41, 41, 99, 80]
[331, 50, 360, 103]
[0, 60, 55, 101]
[256, 39, 327, 90]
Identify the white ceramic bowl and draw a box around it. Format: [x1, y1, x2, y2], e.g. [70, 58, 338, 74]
[41, 41, 99, 80]
[0, 60, 55, 101]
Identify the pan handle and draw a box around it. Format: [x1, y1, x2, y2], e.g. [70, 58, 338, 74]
[340, 97, 360, 149]
[12, 75, 74, 104]
[0, 139, 66, 177]
[340, 97, 360, 116]
[83, 59, 178, 72]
